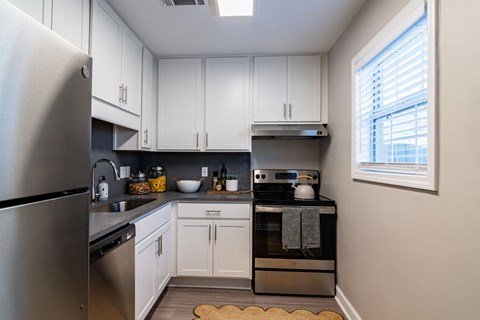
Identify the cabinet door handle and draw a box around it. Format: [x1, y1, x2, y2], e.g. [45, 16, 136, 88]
[205, 132, 209, 149]
[155, 238, 160, 256]
[196, 132, 199, 149]
[283, 103, 287, 120]
[289, 103, 292, 119]
[124, 85, 128, 104]
[159, 235, 163, 256]
[144, 129, 148, 144]
[208, 225, 211, 242]
[119, 84, 124, 102]
[214, 224, 217, 242]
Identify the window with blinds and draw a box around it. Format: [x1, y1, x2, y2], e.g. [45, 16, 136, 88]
[352, 0, 437, 190]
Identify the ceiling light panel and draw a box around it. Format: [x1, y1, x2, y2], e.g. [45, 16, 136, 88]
[217, 0, 254, 16]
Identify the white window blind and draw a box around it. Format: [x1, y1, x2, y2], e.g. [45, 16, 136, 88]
[357, 15, 428, 172]
[352, 0, 437, 190]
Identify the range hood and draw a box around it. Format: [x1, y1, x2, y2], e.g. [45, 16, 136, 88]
[251, 124, 328, 139]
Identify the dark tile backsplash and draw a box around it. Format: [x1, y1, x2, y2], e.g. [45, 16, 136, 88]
[140, 152, 251, 191]
[91, 119, 251, 196]
[91, 119, 139, 197]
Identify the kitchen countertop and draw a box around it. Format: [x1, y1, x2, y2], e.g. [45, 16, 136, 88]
[89, 191, 253, 242]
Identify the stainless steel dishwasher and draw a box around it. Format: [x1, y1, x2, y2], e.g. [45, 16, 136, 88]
[89, 224, 136, 320]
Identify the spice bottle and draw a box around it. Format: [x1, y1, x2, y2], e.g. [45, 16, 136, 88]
[212, 170, 218, 190]
[220, 163, 227, 190]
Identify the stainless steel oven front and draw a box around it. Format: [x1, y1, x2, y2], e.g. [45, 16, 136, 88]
[253, 204, 336, 296]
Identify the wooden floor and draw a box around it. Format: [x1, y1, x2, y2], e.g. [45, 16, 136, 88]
[146, 287, 344, 320]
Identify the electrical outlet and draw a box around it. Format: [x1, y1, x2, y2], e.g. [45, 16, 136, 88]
[202, 167, 208, 177]
[120, 166, 130, 179]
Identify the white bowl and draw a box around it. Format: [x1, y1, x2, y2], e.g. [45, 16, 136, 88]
[176, 180, 201, 193]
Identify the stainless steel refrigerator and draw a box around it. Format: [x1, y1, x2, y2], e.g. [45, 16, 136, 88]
[0, 2, 91, 319]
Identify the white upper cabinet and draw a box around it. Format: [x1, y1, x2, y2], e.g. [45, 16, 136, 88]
[7, 0, 44, 24]
[91, 0, 122, 107]
[141, 47, 154, 149]
[157, 58, 203, 151]
[7, 0, 89, 53]
[91, 0, 142, 130]
[157, 57, 250, 152]
[254, 55, 322, 123]
[51, 0, 90, 52]
[112, 46, 156, 151]
[121, 27, 143, 115]
[288, 56, 321, 122]
[205, 57, 251, 151]
[253, 56, 288, 122]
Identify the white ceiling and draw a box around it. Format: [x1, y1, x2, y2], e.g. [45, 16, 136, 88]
[107, 0, 367, 57]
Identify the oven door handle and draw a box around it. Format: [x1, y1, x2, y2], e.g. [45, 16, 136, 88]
[255, 205, 336, 214]
[255, 206, 284, 213]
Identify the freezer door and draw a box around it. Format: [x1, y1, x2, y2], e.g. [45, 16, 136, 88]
[0, 192, 89, 319]
[0, 2, 92, 201]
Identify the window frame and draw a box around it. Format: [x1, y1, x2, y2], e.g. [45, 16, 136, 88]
[351, 0, 437, 191]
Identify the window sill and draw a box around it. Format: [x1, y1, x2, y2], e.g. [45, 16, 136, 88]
[352, 168, 437, 191]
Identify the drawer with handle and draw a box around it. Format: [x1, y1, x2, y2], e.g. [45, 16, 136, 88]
[177, 202, 250, 219]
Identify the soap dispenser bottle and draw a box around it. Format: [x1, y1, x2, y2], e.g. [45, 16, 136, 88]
[98, 175, 109, 201]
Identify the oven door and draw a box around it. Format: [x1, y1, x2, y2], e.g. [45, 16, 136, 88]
[253, 204, 337, 296]
[254, 204, 336, 261]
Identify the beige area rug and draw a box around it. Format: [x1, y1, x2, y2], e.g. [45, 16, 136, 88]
[193, 304, 344, 320]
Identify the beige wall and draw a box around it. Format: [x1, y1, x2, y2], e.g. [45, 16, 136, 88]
[322, 0, 480, 319]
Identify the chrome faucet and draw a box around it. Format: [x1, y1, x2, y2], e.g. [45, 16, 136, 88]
[91, 159, 121, 203]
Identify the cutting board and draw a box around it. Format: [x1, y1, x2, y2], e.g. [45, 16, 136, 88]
[207, 190, 252, 195]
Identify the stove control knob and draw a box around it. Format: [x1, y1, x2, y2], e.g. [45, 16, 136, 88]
[261, 174, 266, 179]
[255, 174, 260, 179]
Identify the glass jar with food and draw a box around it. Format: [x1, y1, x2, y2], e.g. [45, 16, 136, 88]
[148, 166, 167, 193]
[129, 171, 150, 195]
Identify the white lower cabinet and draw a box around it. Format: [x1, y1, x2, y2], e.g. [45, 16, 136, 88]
[177, 219, 213, 277]
[134, 204, 171, 320]
[176, 203, 251, 279]
[154, 225, 171, 294]
[213, 219, 250, 278]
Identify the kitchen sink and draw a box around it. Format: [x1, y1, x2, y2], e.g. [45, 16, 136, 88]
[90, 199, 155, 213]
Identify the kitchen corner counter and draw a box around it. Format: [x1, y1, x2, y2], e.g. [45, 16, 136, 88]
[89, 191, 253, 242]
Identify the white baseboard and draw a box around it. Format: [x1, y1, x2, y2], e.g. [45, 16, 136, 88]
[168, 277, 251, 290]
[335, 285, 363, 320]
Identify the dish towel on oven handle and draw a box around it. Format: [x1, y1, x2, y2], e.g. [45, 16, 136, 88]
[282, 207, 301, 250]
[302, 207, 321, 250]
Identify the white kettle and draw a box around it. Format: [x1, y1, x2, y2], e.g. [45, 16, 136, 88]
[291, 175, 315, 199]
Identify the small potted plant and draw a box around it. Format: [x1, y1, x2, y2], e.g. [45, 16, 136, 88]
[226, 173, 238, 191]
